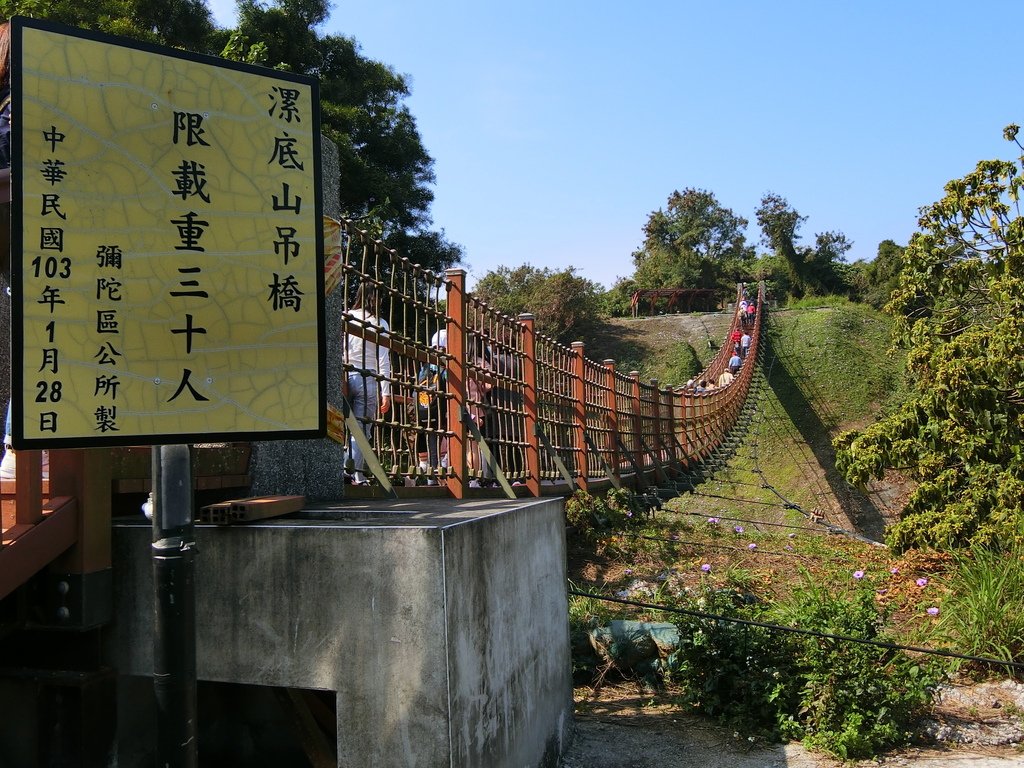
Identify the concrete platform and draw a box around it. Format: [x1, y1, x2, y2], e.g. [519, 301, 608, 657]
[111, 497, 572, 767]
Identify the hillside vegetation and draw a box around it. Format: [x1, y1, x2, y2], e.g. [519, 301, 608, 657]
[569, 303, 1024, 759]
[585, 300, 906, 534]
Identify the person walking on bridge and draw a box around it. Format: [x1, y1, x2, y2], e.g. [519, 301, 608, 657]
[728, 351, 742, 375]
[342, 284, 392, 486]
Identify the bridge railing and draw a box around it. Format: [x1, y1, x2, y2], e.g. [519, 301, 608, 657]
[335, 216, 763, 498]
[0, 215, 761, 599]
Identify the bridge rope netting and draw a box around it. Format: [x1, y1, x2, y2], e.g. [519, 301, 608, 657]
[329, 215, 764, 499]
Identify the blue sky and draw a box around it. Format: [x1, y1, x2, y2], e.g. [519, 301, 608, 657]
[208, 0, 1020, 290]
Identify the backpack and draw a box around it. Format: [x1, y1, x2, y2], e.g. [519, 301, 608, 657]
[417, 366, 443, 409]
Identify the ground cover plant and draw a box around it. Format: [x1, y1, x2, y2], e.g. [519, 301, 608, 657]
[568, 304, 1023, 760]
[568, 494, 955, 758]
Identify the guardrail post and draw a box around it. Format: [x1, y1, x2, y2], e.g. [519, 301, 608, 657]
[670, 387, 686, 472]
[603, 360, 620, 487]
[570, 342, 588, 492]
[48, 447, 114, 629]
[649, 379, 662, 469]
[444, 269, 468, 499]
[630, 371, 645, 488]
[14, 451, 43, 526]
[660, 385, 677, 474]
[50, 449, 111, 575]
[518, 314, 541, 497]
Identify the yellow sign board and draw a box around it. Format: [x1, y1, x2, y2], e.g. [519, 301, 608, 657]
[11, 18, 325, 448]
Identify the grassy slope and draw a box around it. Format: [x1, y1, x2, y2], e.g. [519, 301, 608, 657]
[586, 301, 906, 537]
[571, 302, 957, 659]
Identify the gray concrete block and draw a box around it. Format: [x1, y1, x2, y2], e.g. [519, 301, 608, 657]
[111, 497, 572, 767]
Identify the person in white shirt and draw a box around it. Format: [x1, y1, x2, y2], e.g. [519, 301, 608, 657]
[342, 284, 392, 485]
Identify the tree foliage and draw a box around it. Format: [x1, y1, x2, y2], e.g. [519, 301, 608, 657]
[632, 188, 754, 292]
[834, 125, 1024, 551]
[1, 0, 216, 49]
[473, 264, 604, 344]
[601, 276, 637, 318]
[755, 193, 852, 300]
[4, 0, 461, 274]
[848, 239, 906, 309]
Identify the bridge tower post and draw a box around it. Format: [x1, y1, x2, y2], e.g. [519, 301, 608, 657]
[444, 269, 468, 499]
[518, 314, 541, 497]
[629, 371, 647, 489]
[602, 360, 621, 488]
[570, 342, 588, 492]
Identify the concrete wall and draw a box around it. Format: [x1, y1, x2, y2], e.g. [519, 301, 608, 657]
[110, 497, 572, 767]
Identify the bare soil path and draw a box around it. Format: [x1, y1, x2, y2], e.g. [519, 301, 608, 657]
[560, 685, 1024, 768]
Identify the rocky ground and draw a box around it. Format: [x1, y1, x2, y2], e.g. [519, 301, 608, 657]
[559, 681, 1024, 768]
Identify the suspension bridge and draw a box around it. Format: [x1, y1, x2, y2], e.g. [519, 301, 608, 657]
[0, 216, 765, 767]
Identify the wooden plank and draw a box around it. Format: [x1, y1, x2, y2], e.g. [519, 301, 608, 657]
[112, 478, 149, 495]
[0, 497, 78, 601]
[49, 450, 112, 575]
[14, 452, 44, 526]
[2, 523, 33, 546]
[197, 495, 305, 525]
[112, 475, 251, 495]
[1, 495, 14, 532]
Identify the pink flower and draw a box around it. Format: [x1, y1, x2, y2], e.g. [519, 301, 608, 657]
[916, 578, 928, 587]
[853, 570, 865, 579]
[701, 563, 712, 573]
[890, 567, 900, 575]
[734, 525, 745, 534]
[927, 606, 939, 616]
[747, 543, 757, 550]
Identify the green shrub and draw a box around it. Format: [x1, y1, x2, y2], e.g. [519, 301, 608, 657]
[565, 489, 647, 539]
[773, 576, 938, 759]
[669, 576, 938, 758]
[929, 545, 1024, 678]
[669, 586, 803, 741]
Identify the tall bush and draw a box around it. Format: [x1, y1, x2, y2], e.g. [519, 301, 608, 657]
[671, 577, 938, 759]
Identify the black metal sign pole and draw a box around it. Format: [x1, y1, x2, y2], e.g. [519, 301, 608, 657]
[151, 443, 198, 767]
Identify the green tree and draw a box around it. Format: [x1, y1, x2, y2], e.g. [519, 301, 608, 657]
[473, 264, 604, 344]
[755, 193, 851, 300]
[601, 276, 637, 318]
[834, 125, 1024, 551]
[5, 0, 461, 275]
[1, 0, 216, 48]
[230, 0, 460, 273]
[849, 239, 906, 309]
[632, 188, 754, 291]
